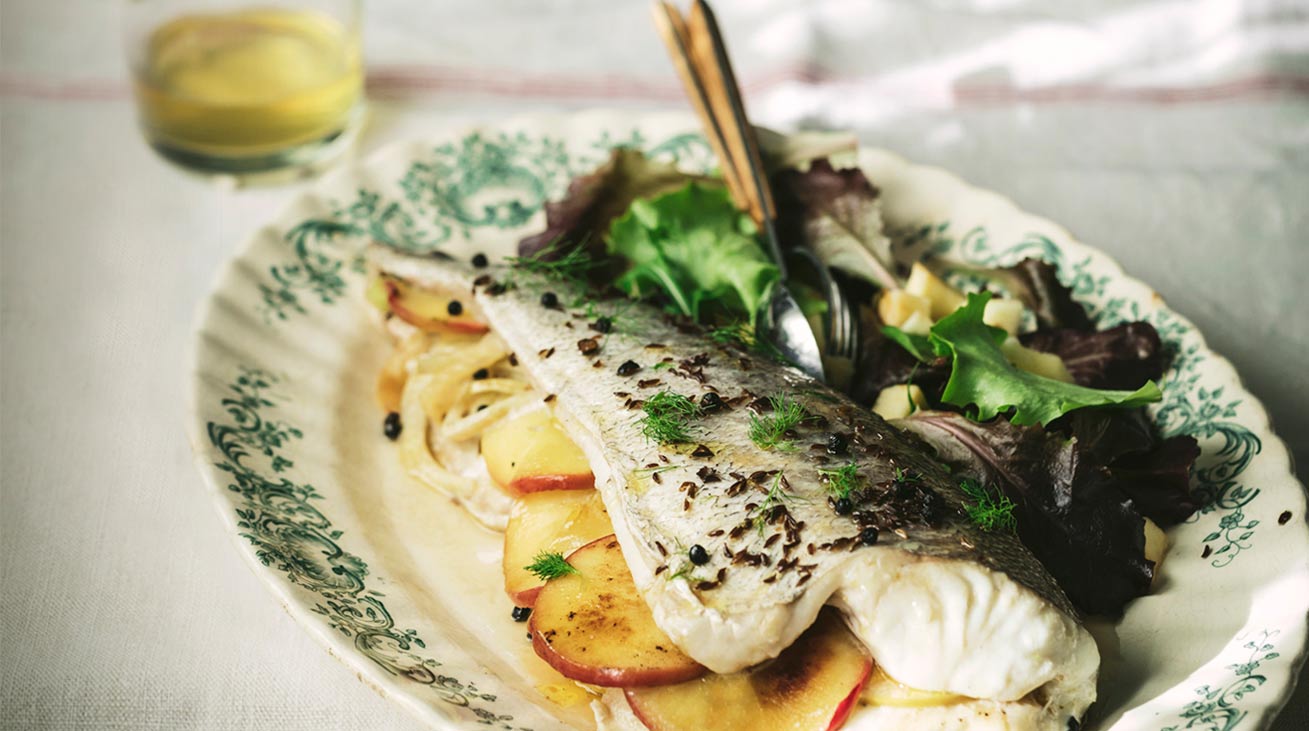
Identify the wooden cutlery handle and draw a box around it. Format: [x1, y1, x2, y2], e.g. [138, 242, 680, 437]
[686, 0, 775, 226]
[651, 1, 748, 211]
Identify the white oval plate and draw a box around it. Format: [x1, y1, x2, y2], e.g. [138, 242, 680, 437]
[188, 110, 1308, 731]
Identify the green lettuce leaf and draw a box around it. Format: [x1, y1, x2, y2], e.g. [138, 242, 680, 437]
[606, 183, 778, 323]
[880, 325, 934, 362]
[518, 148, 701, 260]
[889, 292, 1161, 426]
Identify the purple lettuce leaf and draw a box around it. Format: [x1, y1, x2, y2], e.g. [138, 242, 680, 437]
[992, 258, 1095, 331]
[772, 159, 901, 290]
[1022, 321, 1164, 391]
[847, 291, 950, 405]
[896, 409, 1199, 616]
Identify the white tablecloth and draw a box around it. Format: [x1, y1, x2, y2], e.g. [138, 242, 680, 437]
[2, 1, 1306, 729]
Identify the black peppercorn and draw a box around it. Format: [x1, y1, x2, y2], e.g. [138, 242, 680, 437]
[446, 300, 463, 316]
[473, 368, 489, 380]
[540, 291, 558, 308]
[826, 433, 847, 455]
[688, 544, 709, 565]
[471, 253, 489, 268]
[592, 316, 613, 333]
[833, 497, 853, 515]
[617, 360, 641, 376]
[859, 527, 879, 546]
[699, 391, 724, 412]
[383, 412, 402, 440]
[511, 606, 531, 622]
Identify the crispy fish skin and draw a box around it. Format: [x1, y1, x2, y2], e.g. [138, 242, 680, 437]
[370, 246, 1099, 724]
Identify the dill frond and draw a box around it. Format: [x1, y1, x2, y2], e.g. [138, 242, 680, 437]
[818, 462, 862, 500]
[959, 479, 1017, 532]
[762, 471, 789, 506]
[750, 471, 798, 533]
[525, 551, 580, 581]
[707, 322, 753, 348]
[640, 391, 701, 444]
[892, 466, 920, 483]
[748, 395, 806, 450]
[633, 463, 680, 476]
[507, 240, 601, 285]
[707, 322, 792, 365]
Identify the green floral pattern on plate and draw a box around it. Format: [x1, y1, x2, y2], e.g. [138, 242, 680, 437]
[258, 130, 712, 322]
[209, 367, 519, 728]
[1161, 631, 1281, 731]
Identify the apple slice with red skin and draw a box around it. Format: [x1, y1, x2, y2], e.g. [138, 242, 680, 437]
[481, 410, 595, 494]
[503, 490, 614, 606]
[376, 275, 489, 334]
[529, 535, 706, 687]
[625, 609, 872, 731]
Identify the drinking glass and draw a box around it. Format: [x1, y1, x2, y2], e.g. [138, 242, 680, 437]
[124, 0, 364, 175]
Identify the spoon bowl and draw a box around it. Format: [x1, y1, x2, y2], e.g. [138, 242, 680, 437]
[783, 248, 861, 388]
[757, 284, 825, 381]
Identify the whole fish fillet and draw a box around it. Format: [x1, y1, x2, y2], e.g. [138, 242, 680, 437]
[371, 246, 1100, 728]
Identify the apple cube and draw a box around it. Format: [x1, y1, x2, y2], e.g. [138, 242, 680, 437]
[1000, 336, 1074, 383]
[982, 297, 1025, 336]
[504, 490, 614, 606]
[625, 609, 872, 731]
[481, 410, 595, 494]
[905, 263, 965, 320]
[530, 536, 706, 687]
[871, 384, 928, 421]
[877, 290, 932, 330]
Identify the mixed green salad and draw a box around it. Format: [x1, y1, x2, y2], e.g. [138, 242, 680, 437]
[516, 145, 1199, 617]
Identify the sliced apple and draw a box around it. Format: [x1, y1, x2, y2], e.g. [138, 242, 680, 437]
[365, 273, 392, 313]
[862, 665, 967, 708]
[530, 535, 705, 687]
[625, 609, 872, 731]
[504, 490, 614, 605]
[481, 410, 594, 494]
[381, 275, 489, 334]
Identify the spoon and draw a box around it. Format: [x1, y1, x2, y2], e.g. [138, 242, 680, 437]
[785, 248, 861, 390]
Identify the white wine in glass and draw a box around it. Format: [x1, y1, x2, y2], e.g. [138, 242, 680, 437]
[126, 1, 363, 175]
